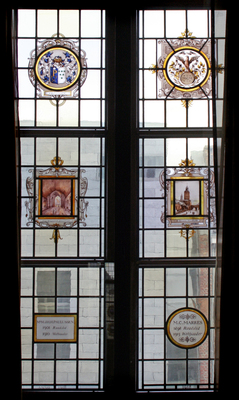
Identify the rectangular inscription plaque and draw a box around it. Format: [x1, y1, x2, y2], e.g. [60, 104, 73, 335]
[34, 314, 77, 342]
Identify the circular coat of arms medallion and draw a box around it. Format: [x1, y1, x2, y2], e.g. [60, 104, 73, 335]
[163, 46, 211, 92]
[35, 47, 81, 91]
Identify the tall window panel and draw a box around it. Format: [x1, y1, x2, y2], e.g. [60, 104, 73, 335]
[18, 9, 107, 391]
[137, 8, 223, 392]
[18, 9, 105, 128]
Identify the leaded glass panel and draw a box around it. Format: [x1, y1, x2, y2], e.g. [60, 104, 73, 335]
[19, 9, 107, 392]
[137, 8, 222, 392]
[17, 9, 105, 128]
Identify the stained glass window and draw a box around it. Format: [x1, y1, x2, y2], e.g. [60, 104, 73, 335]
[137, 8, 225, 392]
[19, 9, 107, 391]
[139, 137, 216, 258]
[18, 9, 105, 128]
[139, 9, 213, 128]
[17, 6, 226, 395]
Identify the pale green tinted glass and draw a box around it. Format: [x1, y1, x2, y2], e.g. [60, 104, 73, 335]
[59, 9, 79, 36]
[37, 10, 57, 37]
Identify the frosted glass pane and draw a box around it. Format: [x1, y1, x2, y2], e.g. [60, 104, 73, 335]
[19, 100, 35, 127]
[18, 69, 35, 98]
[188, 101, 208, 128]
[80, 138, 101, 165]
[166, 101, 186, 127]
[21, 329, 32, 359]
[59, 10, 79, 37]
[144, 298, 164, 327]
[79, 268, 100, 296]
[80, 100, 101, 127]
[144, 230, 164, 257]
[81, 10, 101, 37]
[187, 10, 208, 37]
[166, 138, 186, 166]
[80, 70, 101, 98]
[144, 199, 164, 228]
[144, 10, 164, 37]
[18, 39, 35, 67]
[58, 138, 78, 165]
[188, 138, 208, 165]
[36, 100, 57, 127]
[57, 230, 77, 257]
[79, 329, 99, 359]
[144, 361, 164, 384]
[79, 230, 100, 257]
[21, 230, 33, 257]
[34, 361, 54, 384]
[58, 100, 79, 127]
[35, 230, 55, 257]
[166, 231, 186, 257]
[144, 268, 164, 297]
[21, 138, 34, 165]
[18, 10, 36, 37]
[37, 10, 57, 37]
[81, 40, 102, 68]
[144, 139, 164, 166]
[166, 268, 186, 296]
[144, 39, 156, 68]
[36, 138, 56, 165]
[56, 361, 76, 384]
[21, 268, 33, 296]
[166, 10, 186, 37]
[79, 298, 99, 327]
[144, 100, 164, 127]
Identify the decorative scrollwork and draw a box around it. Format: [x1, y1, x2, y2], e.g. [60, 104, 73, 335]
[25, 158, 89, 230]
